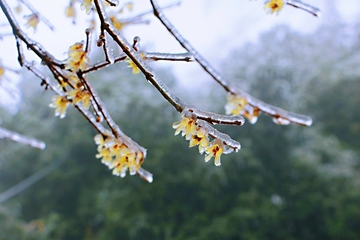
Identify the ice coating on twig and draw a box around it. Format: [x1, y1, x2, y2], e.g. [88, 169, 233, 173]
[286, 0, 321, 17]
[0, 126, 46, 150]
[150, 0, 230, 90]
[186, 106, 245, 126]
[197, 120, 241, 152]
[93, 0, 187, 113]
[232, 88, 313, 126]
[105, 0, 119, 7]
[137, 167, 153, 183]
[102, 32, 115, 64]
[143, 52, 194, 62]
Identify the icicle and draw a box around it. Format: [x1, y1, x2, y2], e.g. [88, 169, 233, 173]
[137, 167, 153, 183]
[197, 120, 241, 152]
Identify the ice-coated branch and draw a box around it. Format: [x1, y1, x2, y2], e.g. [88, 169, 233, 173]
[150, 0, 313, 127]
[77, 73, 123, 138]
[93, 0, 187, 113]
[82, 50, 193, 75]
[105, 0, 119, 7]
[231, 88, 313, 126]
[0, 126, 46, 150]
[23, 62, 108, 134]
[94, 0, 248, 128]
[197, 119, 241, 152]
[286, 0, 321, 17]
[137, 167, 153, 183]
[0, 0, 63, 68]
[186, 106, 245, 126]
[143, 52, 194, 62]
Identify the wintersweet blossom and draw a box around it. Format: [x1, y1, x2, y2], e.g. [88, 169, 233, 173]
[125, 58, 140, 74]
[66, 88, 91, 110]
[49, 95, 70, 119]
[225, 94, 247, 116]
[264, 0, 285, 14]
[205, 139, 225, 166]
[109, 14, 124, 31]
[24, 13, 39, 31]
[0, 67, 4, 78]
[189, 127, 210, 154]
[80, 0, 93, 15]
[172, 115, 197, 140]
[65, 42, 89, 72]
[94, 134, 145, 178]
[65, 3, 76, 21]
[225, 94, 260, 124]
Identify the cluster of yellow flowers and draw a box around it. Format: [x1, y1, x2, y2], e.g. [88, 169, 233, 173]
[49, 41, 92, 119]
[94, 133, 145, 177]
[49, 85, 91, 119]
[264, 0, 285, 14]
[65, 42, 89, 72]
[172, 113, 225, 166]
[225, 94, 260, 124]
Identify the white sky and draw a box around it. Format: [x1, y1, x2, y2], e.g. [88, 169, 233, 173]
[0, 0, 359, 110]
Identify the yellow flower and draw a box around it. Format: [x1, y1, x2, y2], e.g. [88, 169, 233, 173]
[66, 88, 91, 109]
[264, 0, 285, 14]
[80, 0, 93, 15]
[0, 67, 4, 78]
[112, 149, 138, 177]
[172, 115, 197, 140]
[49, 95, 70, 119]
[96, 147, 113, 165]
[225, 94, 260, 124]
[110, 14, 125, 31]
[65, 3, 76, 21]
[24, 13, 39, 31]
[65, 42, 89, 72]
[94, 134, 106, 148]
[125, 3, 133, 11]
[205, 139, 225, 166]
[189, 127, 210, 154]
[225, 94, 247, 116]
[125, 57, 140, 74]
[243, 106, 260, 124]
[14, 5, 22, 14]
[94, 135, 145, 178]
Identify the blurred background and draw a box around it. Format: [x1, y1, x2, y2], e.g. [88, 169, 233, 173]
[0, 0, 360, 239]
